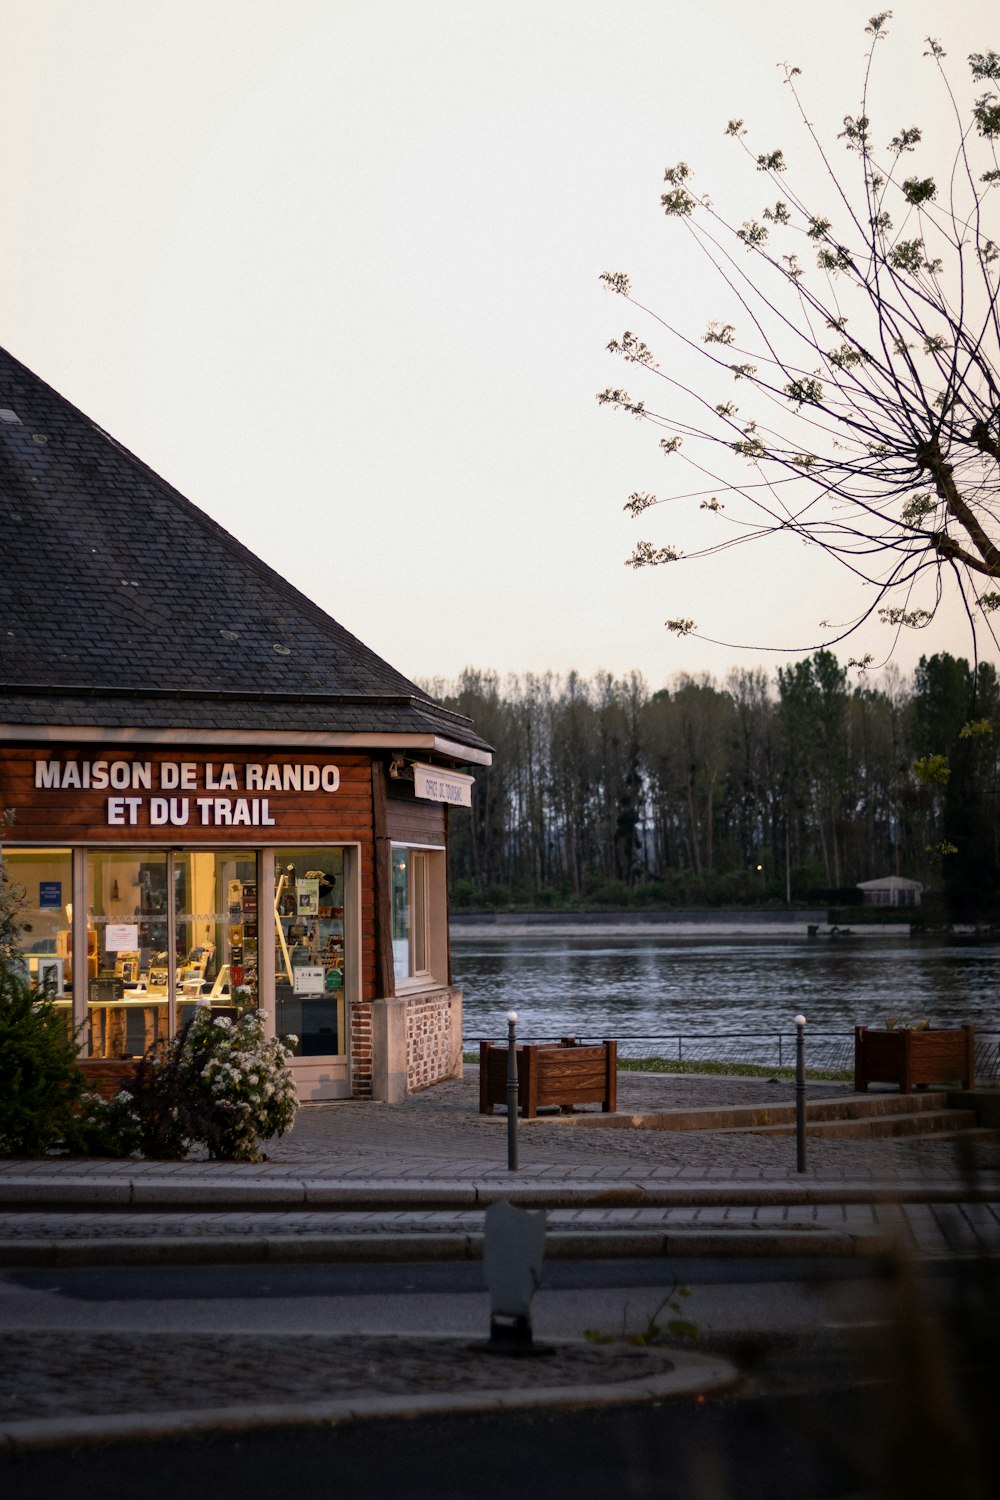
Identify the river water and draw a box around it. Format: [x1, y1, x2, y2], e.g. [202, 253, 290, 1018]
[452, 936, 1000, 1066]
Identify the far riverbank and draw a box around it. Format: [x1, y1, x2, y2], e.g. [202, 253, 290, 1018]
[450, 909, 910, 940]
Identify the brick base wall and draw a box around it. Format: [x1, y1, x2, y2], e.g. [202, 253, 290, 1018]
[76, 1000, 459, 1105]
[350, 999, 374, 1099]
[405, 987, 462, 1093]
[77, 1059, 138, 1100]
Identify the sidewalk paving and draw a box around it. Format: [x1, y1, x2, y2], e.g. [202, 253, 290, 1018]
[1, 1068, 997, 1451]
[1, 1069, 998, 1266]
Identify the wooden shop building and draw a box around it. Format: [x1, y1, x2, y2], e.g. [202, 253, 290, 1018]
[0, 345, 490, 1100]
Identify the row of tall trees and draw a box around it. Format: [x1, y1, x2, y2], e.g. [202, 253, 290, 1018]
[425, 653, 1000, 919]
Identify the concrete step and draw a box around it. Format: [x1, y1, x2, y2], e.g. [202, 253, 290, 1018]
[805, 1091, 952, 1122]
[747, 1109, 981, 1140]
[3, 1175, 999, 1212]
[2, 1195, 998, 1267]
[548, 1090, 958, 1134]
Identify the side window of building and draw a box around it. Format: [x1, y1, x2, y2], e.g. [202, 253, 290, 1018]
[391, 845, 446, 989]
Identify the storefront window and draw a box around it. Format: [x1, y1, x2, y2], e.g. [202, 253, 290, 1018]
[174, 850, 259, 1026]
[12, 840, 352, 1064]
[84, 849, 258, 1059]
[86, 850, 169, 1059]
[274, 848, 347, 1056]
[3, 848, 73, 1026]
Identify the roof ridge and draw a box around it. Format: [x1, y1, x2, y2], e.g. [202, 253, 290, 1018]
[0, 342, 424, 696]
[0, 344, 490, 756]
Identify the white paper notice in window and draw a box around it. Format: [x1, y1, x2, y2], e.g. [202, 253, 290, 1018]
[105, 923, 140, 953]
[292, 965, 325, 995]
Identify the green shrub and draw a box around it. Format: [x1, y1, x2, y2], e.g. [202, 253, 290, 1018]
[0, 962, 83, 1157]
[451, 877, 477, 909]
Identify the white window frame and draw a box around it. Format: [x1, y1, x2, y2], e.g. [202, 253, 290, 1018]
[391, 842, 447, 993]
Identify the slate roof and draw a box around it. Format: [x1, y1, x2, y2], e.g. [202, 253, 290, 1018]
[0, 345, 489, 758]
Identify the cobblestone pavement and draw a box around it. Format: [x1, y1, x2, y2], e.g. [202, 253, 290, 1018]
[1, 1069, 996, 1446]
[264, 1070, 1000, 1180]
[1, 1069, 997, 1183]
[0, 1330, 683, 1423]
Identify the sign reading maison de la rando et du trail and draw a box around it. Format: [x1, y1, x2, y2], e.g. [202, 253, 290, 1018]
[33, 757, 341, 827]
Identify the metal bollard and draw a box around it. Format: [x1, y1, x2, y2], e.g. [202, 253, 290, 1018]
[506, 1011, 519, 1172]
[795, 1014, 807, 1173]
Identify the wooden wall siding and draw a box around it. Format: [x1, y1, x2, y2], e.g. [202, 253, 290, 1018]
[371, 761, 395, 999]
[358, 842, 377, 1003]
[0, 748, 374, 846]
[384, 778, 446, 847]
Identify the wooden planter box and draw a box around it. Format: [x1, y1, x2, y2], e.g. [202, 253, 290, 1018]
[479, 1038, 617, 1119]
[854, 1025, 975, 1093]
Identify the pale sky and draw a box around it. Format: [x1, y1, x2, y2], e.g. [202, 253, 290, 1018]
[2, 0, 997, 694]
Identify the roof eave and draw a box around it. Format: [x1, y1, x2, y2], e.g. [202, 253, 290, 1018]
[0, 720, 492, 767]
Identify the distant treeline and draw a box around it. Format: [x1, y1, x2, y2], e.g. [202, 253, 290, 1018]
[423, 652, 1000, 920]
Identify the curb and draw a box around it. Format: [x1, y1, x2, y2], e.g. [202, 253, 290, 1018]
[0, 1347, 740, 1454]
[1, 1177, 996, 1211]
[0, 1226, 903, 1268]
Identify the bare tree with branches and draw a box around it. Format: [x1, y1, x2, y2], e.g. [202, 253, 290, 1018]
[599, 13, 1000, 668]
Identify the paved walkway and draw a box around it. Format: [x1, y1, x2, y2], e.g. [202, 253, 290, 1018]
[5, 1069, 994, 1179]
[2, 1070, 999, 1264]
[1, 1068, 997, 1452]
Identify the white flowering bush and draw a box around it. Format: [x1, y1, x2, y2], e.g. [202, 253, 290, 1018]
[62, 1089, 143, 1158]
[185, 1007, 298, 1162]
[123, 1007, 299, 1162]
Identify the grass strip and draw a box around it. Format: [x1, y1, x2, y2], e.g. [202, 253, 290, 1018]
[461, 1053, 851, 1082]
[617, 1056, 852, 1081]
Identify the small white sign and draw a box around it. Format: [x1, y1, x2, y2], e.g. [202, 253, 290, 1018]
[413, 763, 474, 808]
[105, 923, 139, 953]
[293, 965, 325, 995]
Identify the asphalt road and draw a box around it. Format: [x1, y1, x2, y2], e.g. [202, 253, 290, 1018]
[0, 1390, 874, 1500]
[1, 1254, 907, 1340]
[3, 1255, 998, 1500]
